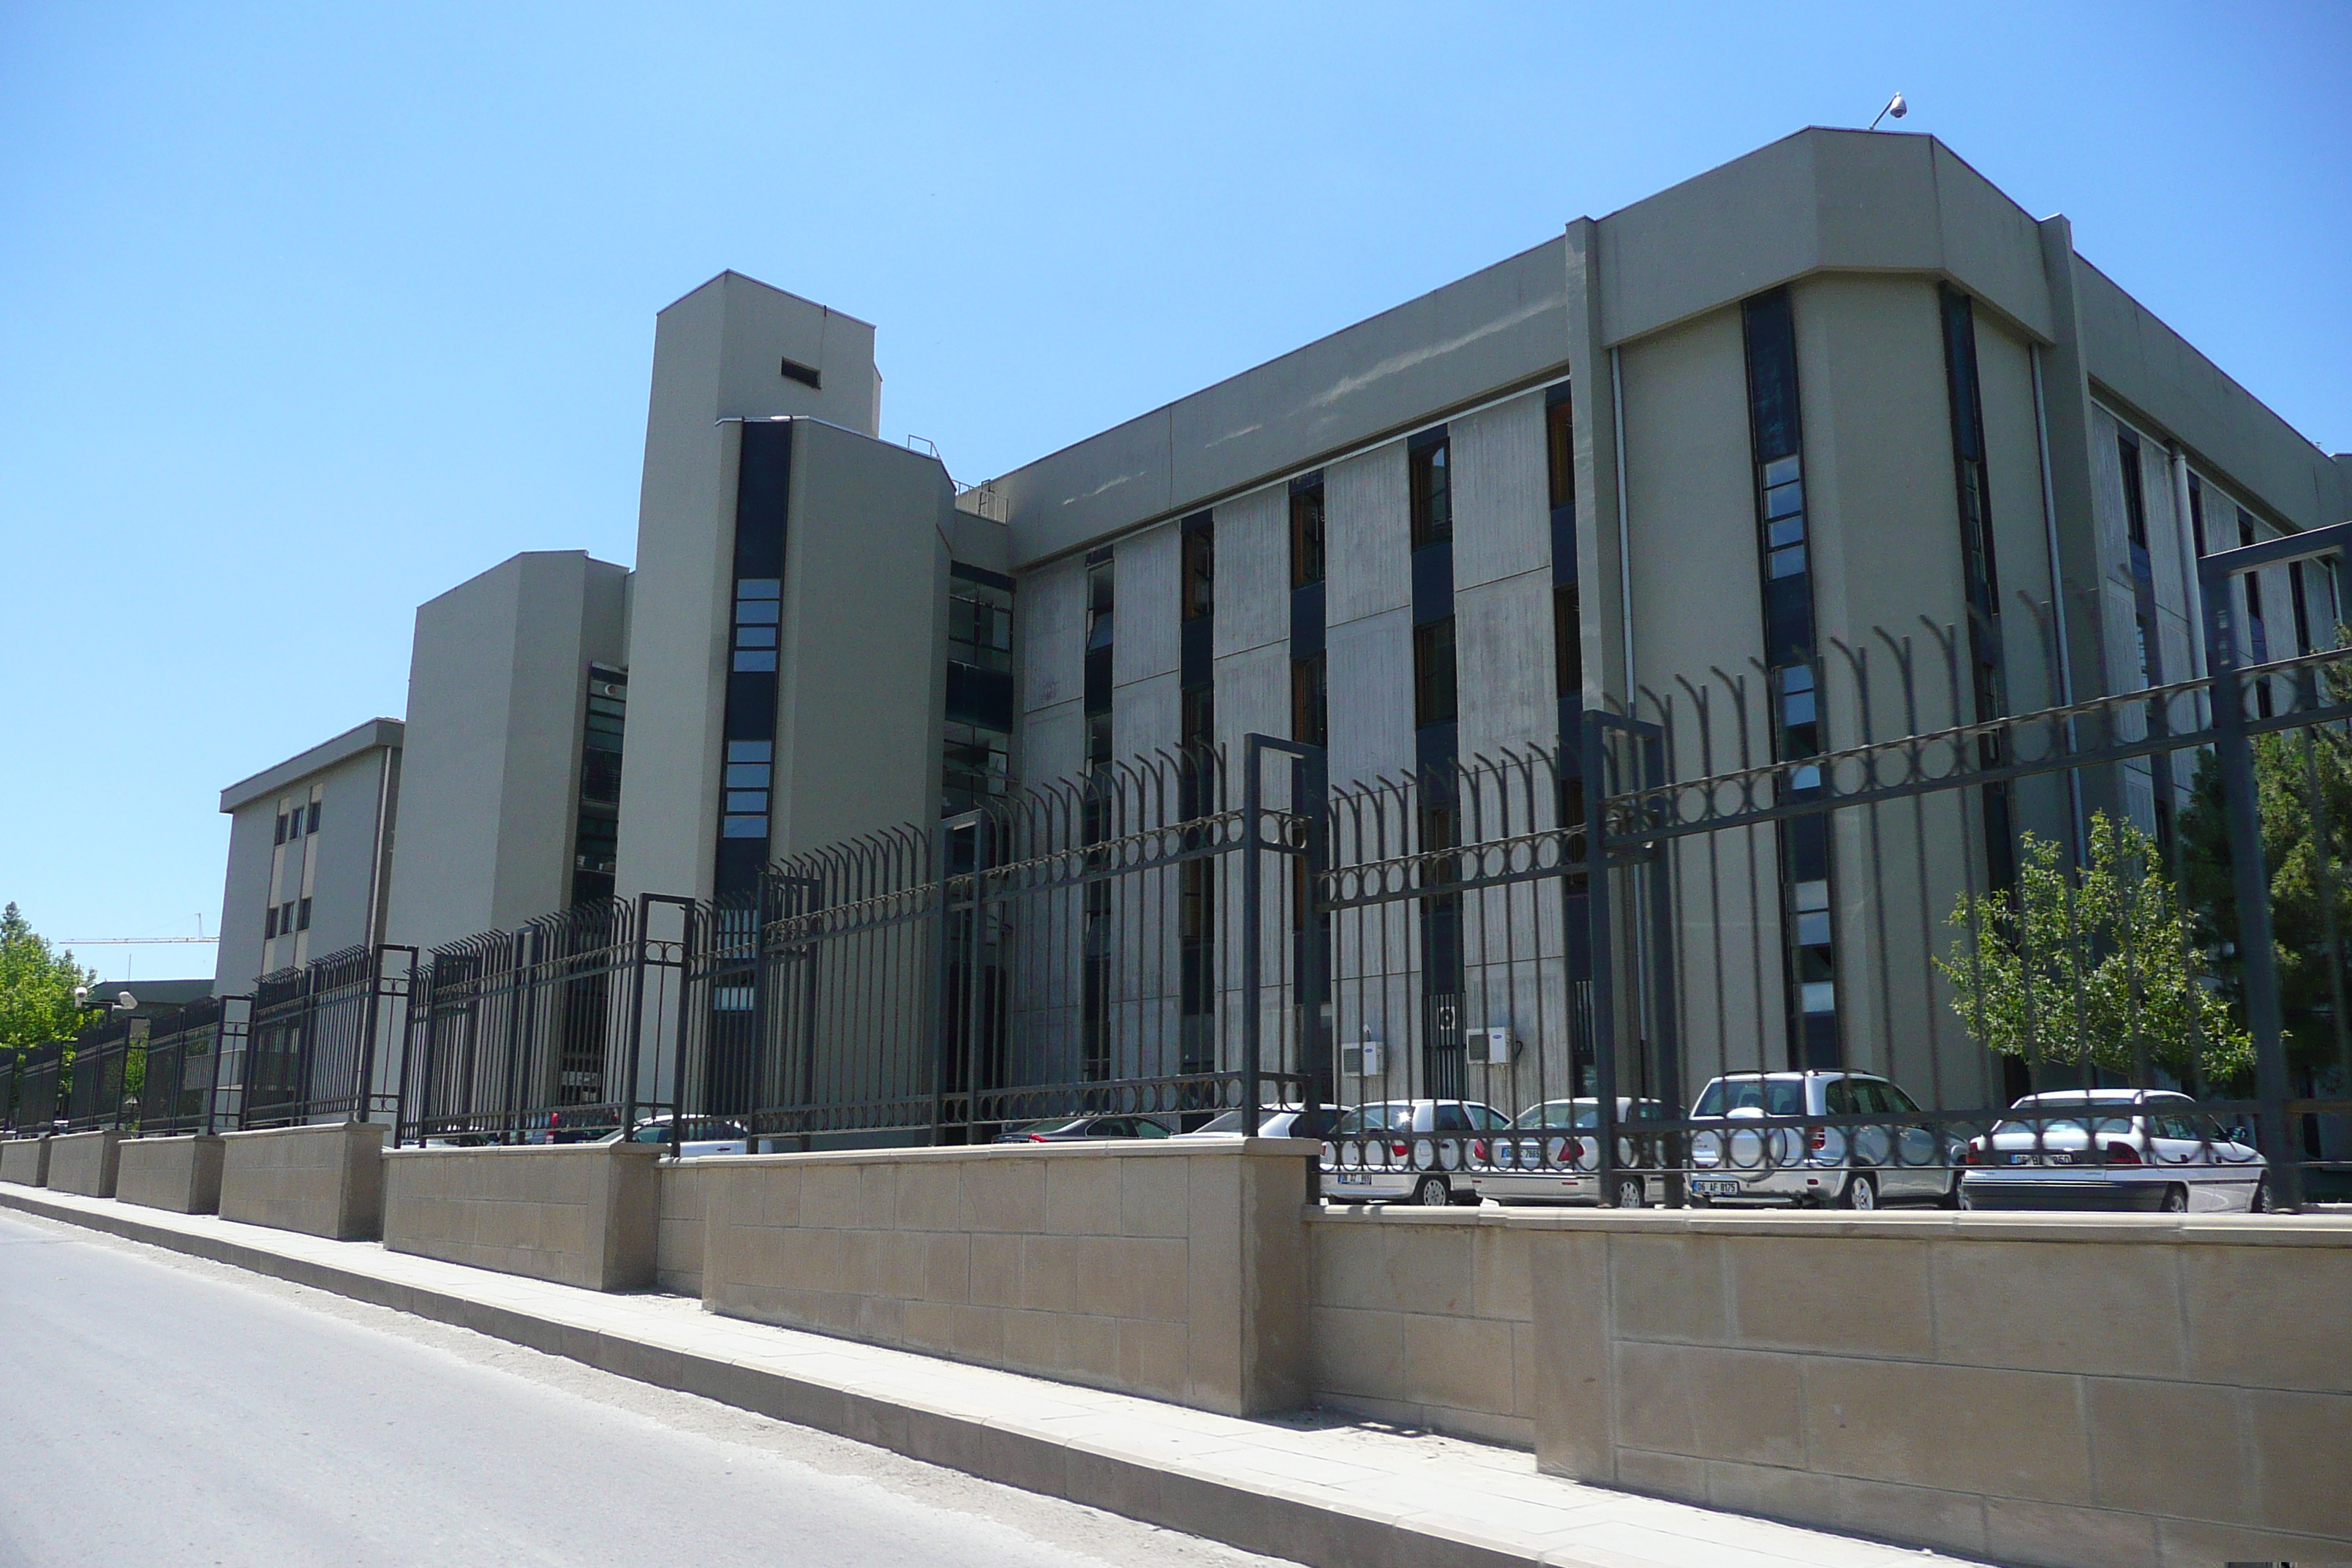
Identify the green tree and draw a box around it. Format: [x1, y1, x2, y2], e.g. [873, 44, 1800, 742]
[2176, 709, 2352, 1084]
[1936, 814, 2252, 1087]
[1, 902, 97, 1057]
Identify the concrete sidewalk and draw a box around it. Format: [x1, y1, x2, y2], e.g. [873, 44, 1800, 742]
[0, 1183, 1991, 1568]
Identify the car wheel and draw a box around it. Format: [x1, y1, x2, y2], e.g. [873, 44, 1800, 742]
[1412, 1175, 1452, 1207]
[1839, 1173, 1879, 1211]
[1616, 1175, 1646, 1210]
[1935, 1174, 1962, 1210]
[2160, 1184, 2188, 1213]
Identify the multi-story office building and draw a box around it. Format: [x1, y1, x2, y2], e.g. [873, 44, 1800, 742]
[213, 719, 403, 994]
[210, 127, 2351, 1116]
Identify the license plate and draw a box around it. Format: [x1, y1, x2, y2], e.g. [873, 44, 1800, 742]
[1335, 1174, 1371, 1186]
[1691, 1179, 1742, 1196]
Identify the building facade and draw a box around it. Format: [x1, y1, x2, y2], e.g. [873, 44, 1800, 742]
[209, 127, 2352, 1125]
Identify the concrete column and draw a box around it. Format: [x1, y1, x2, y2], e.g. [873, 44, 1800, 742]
[1564, 218, 1628, 712]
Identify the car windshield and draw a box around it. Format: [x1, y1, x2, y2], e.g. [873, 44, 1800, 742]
[1194, 1111, 1247, 1134]
[1694, 1079, 1805, 1117]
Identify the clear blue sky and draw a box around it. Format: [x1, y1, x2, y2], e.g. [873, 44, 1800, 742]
[4, 1, 2347, 981]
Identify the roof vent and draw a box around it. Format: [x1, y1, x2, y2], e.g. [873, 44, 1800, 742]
[780, 357, 821, 390]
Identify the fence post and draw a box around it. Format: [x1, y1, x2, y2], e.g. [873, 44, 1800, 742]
[1580, 710, 1623, 1204]
[1298, 744, 1333, 1131]
[1242, 736, 1267, 1140]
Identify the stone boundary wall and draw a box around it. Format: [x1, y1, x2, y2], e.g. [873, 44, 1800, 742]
[116, 1135, 225, 1214]
[1307, 1205, 2350, 1568]
[219, 1122, 387, 1240]
[383, 1143, 660, 1290]
[655, 1159, 723, 1295]
[1305, 1209, 1537, 1447]
[696, 1139, 1317, 1417]
[45, 1130, 123, 1197]
[0, 1138, 50, 1186]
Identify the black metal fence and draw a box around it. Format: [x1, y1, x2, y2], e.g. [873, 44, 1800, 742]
[23, 534, 2316, 1215]
[399, 898, 679, 1145]
[13, 1042, 64, 1132]
[138, 996, 246, 1136]
[62, 1018, 139, 1131]
[242, 945, 410, 1129]
[1314, 529, 2352, 1213]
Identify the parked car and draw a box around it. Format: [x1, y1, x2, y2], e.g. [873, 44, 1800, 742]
[1322, 1100, 1511, 1206]
[993, 1114, 1172, 1143]
[603, 1115, 753, 1156]
[1466, 1098, 1675, 1209]
[1686, 1071, 1959, 1210]
[524, 1107, 623, 1145]
[1170, 1103, 1342, 1140]
[1957, 1089, 2267, 1213]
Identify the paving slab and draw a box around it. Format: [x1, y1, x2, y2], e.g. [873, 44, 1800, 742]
[0, 1181, 1993, 1568]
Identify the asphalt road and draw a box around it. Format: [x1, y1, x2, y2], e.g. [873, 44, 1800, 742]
[0, 1209, 1281, 1568]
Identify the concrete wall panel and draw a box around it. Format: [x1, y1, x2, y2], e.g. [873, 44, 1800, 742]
[116, 1135, 225, 1214]
[219, 1122, 386, 1240]
[382, 1142, 661, 1292]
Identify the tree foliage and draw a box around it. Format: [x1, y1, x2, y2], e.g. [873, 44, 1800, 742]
[0, 902, 97, 1058]
[1937, 814, 2252, 1086]
[2176, 706, 2352, 1082]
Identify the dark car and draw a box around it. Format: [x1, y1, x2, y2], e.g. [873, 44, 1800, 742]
[993, 1115, 1172, 1143]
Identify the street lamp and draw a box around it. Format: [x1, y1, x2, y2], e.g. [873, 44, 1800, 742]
[1868, 92, 1908, 131]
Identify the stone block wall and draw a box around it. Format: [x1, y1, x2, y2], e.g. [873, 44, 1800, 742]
[382, 1143, 660, 1290]
[116, 1135, 225, 1214]
[45, 1131, 122, 1196]
[655, 1158, 723, 1295]
[698, 1139, 1316, 1416]
[0, 1138, 50, 1186]
[1305, 1209, 1537, 1447]
[219, 1122, 387, 1240]
[1524, 1209, 2352, 1568]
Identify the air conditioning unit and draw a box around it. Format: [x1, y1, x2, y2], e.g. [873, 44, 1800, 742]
[1342, 1039, 1385, 1077]
[1473, 1026, 1514, 1065]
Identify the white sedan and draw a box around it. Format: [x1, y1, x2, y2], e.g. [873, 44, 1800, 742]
[1957, 1089, 2266, 1213]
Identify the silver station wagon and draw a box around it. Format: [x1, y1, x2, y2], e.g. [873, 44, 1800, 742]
[1957, 1089, 2268, 1213]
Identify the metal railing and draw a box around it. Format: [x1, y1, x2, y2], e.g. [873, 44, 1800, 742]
[242, 943, 410, 1128]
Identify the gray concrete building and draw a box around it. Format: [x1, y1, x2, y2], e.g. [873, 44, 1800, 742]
[384, 549, 630, 954]
[209, 125, 2351, 1113]
[213, 719, 402, 994]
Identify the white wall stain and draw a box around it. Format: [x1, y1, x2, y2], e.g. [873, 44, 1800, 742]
[1305, 295, 1561, 411]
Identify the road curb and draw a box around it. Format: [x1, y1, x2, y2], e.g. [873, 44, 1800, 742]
[0, 1185, 1558, 1568]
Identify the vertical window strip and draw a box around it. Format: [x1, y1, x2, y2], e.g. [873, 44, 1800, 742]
[1940, 286, 2016, 891]
[1742, 287, 1839, 1069]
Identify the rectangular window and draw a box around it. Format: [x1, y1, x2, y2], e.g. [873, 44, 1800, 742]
[1181, 523, 1213, 621]
[274, 813, 287, 846]
[1409, 438, 1452, 549]
[1086, 560, 1115, 650]
[779, 356, 821, 390]
[306, 801, 320, 835]
[297, 897, 312, 932]
[1291, 652, 1327, 747]
[2187, 474, 2207, 557]
[1085, 711, 1113, 769]
[1289, 483, 1325, 588]
[734, 577, 784, 671]
[1554, 584, 1582, 698]
[2118, 434, 2148, 551]
[1413, 617, 1458, 728]
[265, 905, 278, 939]
[1545, 392, 1575, 512]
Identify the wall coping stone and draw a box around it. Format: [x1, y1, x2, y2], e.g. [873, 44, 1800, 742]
[665, 1135, 1322, 1169]
[1311, 1202, 2352, 1248]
